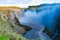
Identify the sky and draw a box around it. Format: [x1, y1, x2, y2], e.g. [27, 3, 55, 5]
[0, 0, 60, 8]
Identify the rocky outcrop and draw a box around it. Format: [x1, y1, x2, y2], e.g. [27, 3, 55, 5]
[0, 9, 27, 40]
[0, 8, 26, 35]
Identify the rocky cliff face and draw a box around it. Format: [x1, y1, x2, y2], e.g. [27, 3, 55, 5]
[0, 7, 27, 40]
[0, 9, 26, 34]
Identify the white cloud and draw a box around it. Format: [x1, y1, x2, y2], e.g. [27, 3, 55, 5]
[0, 0, 60, 8]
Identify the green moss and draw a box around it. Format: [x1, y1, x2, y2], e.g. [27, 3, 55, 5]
[0, 34, 9, 40]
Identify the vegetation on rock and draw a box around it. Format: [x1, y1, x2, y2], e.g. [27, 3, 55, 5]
[0, 9, 27, 40]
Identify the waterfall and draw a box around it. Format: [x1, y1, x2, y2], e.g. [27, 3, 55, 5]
[15, 3, 60, 40]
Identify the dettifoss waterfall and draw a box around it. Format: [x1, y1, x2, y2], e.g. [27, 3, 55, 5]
[0, 3, 60, 40]
[15, 3, 60, 40]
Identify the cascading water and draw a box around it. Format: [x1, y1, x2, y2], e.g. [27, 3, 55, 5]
[15, 3, 60, 40]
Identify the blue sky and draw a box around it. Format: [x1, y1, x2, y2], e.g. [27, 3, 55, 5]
[0, 0, 60, 8]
